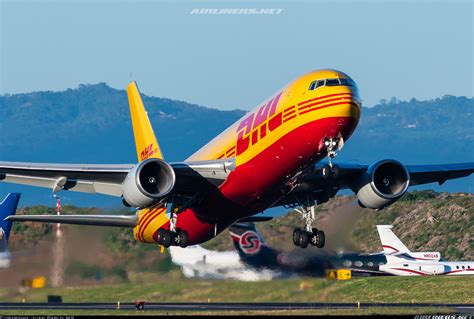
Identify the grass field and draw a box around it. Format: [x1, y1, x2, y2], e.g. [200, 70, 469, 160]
[1, 275, 472, 304]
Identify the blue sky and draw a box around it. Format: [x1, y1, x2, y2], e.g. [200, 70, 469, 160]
[1, 0, 472, 110]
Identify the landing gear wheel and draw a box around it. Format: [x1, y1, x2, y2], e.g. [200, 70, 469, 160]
[298, 231, 310, 248]
[316, 230, 325, 248]
[310, 228, 319, 246]
[157, 228, 172, 248]
[177, 230, 189, 248]
[311, 229, 325, 248]
[293, 228, 302, 246]
[322, 164, 340, 179]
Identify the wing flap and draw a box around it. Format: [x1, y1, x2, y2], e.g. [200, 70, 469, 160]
[5, 214, 137, 227]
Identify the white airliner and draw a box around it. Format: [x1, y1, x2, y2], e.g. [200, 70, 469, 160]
[377, 225, 474, 276]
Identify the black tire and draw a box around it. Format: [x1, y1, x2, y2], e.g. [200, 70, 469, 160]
[331, 165, 340, 179]
[310, 228, 319, 246]
[157, 228, 167, 245]
[161, 230, 172, 248]
[322, 164, 332, 179]
[299, 231, 310, 248]
[322, 164, 339, 179]
[293, 228, 301, 246]
[316, 230, 325, 248]
[178, 230, 189, 248]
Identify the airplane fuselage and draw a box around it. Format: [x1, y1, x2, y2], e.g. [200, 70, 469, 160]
[134, 69, 361, 245]
[380, 261, 474, 276]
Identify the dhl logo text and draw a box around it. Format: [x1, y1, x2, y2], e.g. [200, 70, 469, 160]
[140, 143, 158, 161]
[236, 92, 283, 155]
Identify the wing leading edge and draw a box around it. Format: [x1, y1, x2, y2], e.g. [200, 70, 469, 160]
[0, 159, 235, 198]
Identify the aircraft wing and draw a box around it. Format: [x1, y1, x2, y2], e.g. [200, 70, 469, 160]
[5, 214, 138, 227]
[278, 161, 474, 206]
[0, 159, 234, 197]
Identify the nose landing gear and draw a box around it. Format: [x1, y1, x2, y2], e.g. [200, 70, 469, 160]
[322, 137, 343, 179]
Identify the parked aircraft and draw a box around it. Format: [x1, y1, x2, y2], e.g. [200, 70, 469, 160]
[377, 225, 474, 276]
[2, 70, 473, 248]
[0, 193, 21, 269]
[171, 222, 389, 279]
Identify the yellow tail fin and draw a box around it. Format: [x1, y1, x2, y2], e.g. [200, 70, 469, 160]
[126, 81, 164, 161]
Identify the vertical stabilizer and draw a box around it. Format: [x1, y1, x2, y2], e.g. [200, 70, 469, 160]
[126, 81, 164, 162]
[229, 223, 280, 269]
[376, 225, 410, 254]
[0, 193, 21, 250]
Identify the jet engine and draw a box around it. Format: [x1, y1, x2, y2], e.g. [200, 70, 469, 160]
[122, 158, 176, 208]
[354, 160, 410, 209]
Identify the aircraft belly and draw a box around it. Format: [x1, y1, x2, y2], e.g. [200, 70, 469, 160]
[219, 116, 358, 210]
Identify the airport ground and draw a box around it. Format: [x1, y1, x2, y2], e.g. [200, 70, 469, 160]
[0, 275, 472, 315]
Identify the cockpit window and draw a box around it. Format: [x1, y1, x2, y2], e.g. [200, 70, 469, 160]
[308, 77, 353, 90]
[325, 78, 340, 86]
[339, 78, 353, 86]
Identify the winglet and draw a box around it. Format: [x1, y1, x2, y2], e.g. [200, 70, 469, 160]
[126, 81, 164, 161]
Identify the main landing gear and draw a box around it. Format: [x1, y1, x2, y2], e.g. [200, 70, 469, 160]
[156, 228, 188, 248]
[292, 204, 325, 249]
[156, 200, 189, 248]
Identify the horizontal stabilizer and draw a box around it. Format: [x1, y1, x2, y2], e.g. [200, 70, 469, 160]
[5, 214, 137, 228]
[237, 216, 273, 223]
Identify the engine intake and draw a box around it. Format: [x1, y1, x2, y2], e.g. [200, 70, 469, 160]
[355, 160, 410, 209]
[122, 158, 176, 208]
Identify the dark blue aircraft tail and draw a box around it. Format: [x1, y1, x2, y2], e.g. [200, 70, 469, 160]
[229, 222, 280, 270]
[0, 193, 21, 244]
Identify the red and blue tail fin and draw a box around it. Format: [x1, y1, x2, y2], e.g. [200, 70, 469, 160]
[229, 222, 280, 269]
[0, 193, 21, 243]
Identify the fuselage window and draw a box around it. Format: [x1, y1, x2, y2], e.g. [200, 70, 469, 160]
[456, 266, 460, 269]
[355, 261, 363, 267]
[403, 264, 409, 267]
[462, 266, 465, 269]
[367, 262, 374, 267]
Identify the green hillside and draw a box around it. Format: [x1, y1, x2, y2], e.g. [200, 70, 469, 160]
[3, 190, 472, 287]
[202, 190, 474, 260]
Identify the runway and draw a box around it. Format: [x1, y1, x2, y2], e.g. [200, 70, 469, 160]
[0, 302, 472, 313]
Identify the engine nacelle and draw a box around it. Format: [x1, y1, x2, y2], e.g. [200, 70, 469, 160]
[122, 158, 176, 208]
[355, 160, 410, 210]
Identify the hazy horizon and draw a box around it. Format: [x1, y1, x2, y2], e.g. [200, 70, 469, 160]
[1, 0, 472, 111]
[1, 81, 471, 111]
